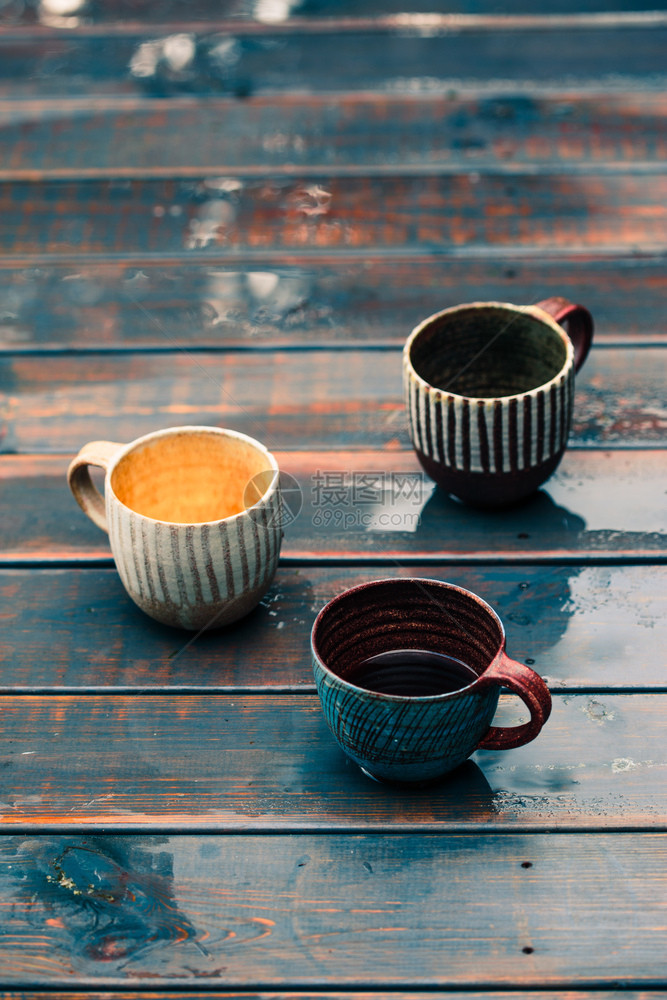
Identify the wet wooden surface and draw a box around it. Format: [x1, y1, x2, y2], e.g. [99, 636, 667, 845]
[3, 93, 667, 178]
[1, 833, 666, 985]
[2, 24, 667, 100]
[0, 258, 666, 350]
[1, 0, 666, 994]
[1, 693, 666, 828]
[2, 564, 665, 690]
[2, 175, 667, 255]
[2, 450, 666, 562]
[2, 347, 667, 450]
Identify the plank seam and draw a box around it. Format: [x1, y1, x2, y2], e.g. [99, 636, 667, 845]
[0, 247, 665, 268]
[0, 88, 666, 110]
[0, 342, 663, 357]
[0, 825, 665, 837]
[3, 162, 667, 182]
[0, 686, 664, 696]
[2, 11, 667, 37]
[2, 554, 667, 569]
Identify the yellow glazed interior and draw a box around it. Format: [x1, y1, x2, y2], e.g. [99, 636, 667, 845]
[111, 430, 275, 523]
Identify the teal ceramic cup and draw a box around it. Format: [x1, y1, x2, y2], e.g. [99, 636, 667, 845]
[311, 578, 552, 784]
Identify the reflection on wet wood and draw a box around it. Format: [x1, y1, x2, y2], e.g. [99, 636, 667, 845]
[1, 347, 666, 451]
[1, 450, 665, 563]
[0, 832, 665, 983]
[1, 174, 666, 256]
[1, 26, 666, 99]
[0, 693, 665, 828]
[1, 564, 665, 690]
[1, 257, 665, 351]
[3, 92, 667, 177]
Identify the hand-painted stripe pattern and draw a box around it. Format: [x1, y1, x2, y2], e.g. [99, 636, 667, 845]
[404, 362, 574, 476]
[107, 487, 282, 630]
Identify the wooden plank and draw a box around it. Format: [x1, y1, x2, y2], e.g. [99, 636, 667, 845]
[1, 174, 666, 257]
[1, 27, 667, 100]
[1, 565, 665, 691]
[1, 257, 665, 351]
[0, 833, 665, 985]
[1, 347, 665, 451]
[1, 449, 665, 563]
[1, 0, 661, 28]
[2, 92, 667, 178]
[0, 834, 666, 987]
[0, 693, 665, 829]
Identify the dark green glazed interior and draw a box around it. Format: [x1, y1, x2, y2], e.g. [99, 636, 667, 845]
[410, 306, 568, 398]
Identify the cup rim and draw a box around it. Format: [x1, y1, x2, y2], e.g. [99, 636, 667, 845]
[403, 300, 575, 403]
[311, 576, 506, 701]
[104, 424, 280, 526]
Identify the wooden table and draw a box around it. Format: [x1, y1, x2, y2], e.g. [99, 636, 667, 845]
[1, 1, 666, 994]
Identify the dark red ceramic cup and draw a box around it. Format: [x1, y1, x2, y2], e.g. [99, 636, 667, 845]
[311, 578, 552, 784]
[403, 296, 593, 507]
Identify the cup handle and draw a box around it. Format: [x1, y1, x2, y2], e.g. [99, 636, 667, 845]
[476, 653, 552, 751]
[534, 295, 594, 372]
[67, 441, 123, 533]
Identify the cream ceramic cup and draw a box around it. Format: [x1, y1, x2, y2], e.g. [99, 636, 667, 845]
[67, 425, 282, 630]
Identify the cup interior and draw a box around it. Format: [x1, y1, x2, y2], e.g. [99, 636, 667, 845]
[408, 305, 568, 398]
[111, 429, 276, 523]
[312, 579, 504, 690]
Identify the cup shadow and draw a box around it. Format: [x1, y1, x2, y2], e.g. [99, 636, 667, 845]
[417, 486, 588, 675]
[348, 757, 497, 819]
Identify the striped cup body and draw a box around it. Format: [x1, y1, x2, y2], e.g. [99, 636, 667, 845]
[104, 427, 282, 630]
[404, 303, 576, 507]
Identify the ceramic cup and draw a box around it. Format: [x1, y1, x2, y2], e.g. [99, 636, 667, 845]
[311, 577, 552, 784]
[67, 425, 282, 630]
[403, 296, 593, 507]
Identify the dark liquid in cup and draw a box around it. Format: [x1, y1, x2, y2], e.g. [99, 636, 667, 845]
[346, 648, 479, 696]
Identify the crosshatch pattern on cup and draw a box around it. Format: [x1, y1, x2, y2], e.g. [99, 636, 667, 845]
[404, 304, 575, 476]
[319, 674, 499, 777]
[311, 577, 552, 784]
